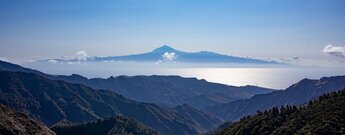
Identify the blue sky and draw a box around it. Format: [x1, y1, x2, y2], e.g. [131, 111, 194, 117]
[1, 0, 345, 64]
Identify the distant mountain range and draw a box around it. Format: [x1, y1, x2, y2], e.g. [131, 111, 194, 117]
[0, 60, 275, 109]
[205, 75, 345, 121]
[0, 104, 55, 135]
[53, 74, 274, 109]
[212, 88, 345, 135]
[40, 45, 279, 64]
[0, 71, 225, 135]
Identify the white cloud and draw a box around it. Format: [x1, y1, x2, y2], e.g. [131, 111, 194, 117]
[278, 57, 300, 63]
[101, 60, 114, 63]
[162, 52, 176, 61]
[48, 59, 58, 64]
[58, 50, 89, 62]
[323, 44, 345, 58]
[75, 50, 88, 61]
[155, 60, 163, 64]
[0, 57, 9, 62]
[67, 61, 75, 64]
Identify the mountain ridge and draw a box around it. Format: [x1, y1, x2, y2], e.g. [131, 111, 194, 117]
[212, 88, 345, 135]
[205, 75, 345, 121]
[0, 71, 221, 135]
[52, 73, 275, 109]
[0, 60, 275, 109]
[50, 115, 158, 135]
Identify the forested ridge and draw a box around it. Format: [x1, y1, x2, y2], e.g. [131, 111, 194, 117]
[214, 88, 345, 135]
[51, 116, 158, 135]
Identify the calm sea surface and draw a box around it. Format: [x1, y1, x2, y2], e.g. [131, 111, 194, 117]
[24, 62, 345, 89]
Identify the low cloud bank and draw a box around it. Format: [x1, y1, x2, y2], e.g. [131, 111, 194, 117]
[43, 50, 91, 64]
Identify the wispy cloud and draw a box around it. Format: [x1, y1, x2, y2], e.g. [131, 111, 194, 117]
[323, 44, 345, 58]
[277, 57, 300, 64]
[266, 56, 345, 67]
[162, 52, 176, 61]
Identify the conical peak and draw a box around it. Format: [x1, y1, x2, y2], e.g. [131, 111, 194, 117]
[152, 45, 176, 52]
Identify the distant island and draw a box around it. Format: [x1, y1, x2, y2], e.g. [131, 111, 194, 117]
[39, 45, 279, 64]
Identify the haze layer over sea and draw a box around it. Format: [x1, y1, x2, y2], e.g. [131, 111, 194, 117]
[24, 62, 345, 89]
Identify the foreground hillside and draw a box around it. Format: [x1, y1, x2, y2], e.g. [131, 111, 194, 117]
[214, 88, 345, 135]
[206, 76, 345, 121]
[51, 116, 158, 135]
[0, 104, 55, 135]
[0, 71, 220, 135]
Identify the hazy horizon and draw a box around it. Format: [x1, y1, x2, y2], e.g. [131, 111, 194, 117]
[21, 61, 344, 89]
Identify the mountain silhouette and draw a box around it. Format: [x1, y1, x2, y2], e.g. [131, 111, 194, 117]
[53, 74, 274, 109]
[0, 60, 275, 109]
[205, 75, 345, 121]
[0, 71, 221, 135]
[213, 88, 345, 135]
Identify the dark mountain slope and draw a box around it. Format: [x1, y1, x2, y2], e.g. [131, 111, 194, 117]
[0, 60, 275, 109]
[0, 60, 44, 75]
[206, 75, 345, 121]
[173, 104, 222, 131]
[213, 88, 345, 135]
[53, 74, 274, 109]
[0, 71, 219, 135]
[0, 104, 55, 135]
[51, 116, 158, 135]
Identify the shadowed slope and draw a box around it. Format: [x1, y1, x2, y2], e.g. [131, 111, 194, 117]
[0, 71, 218, 135]
[0, 104, 55, 135]
[51, 116, 158, 135]
[213, 88, 345, 135]
[206, 76, 345, 121]
[0, 60, 275, 110]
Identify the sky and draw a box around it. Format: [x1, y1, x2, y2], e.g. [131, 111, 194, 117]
[1, 0, 345, 65]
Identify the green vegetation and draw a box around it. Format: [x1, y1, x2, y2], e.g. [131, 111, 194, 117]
[51, 116, 158, 135]
[214, 88, 345, 135]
